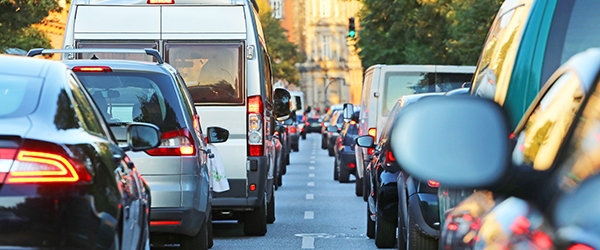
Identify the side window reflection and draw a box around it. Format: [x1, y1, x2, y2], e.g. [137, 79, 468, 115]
[512, 72, 584, 170]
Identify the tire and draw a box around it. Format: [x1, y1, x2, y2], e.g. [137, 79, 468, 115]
[355, 177, 363, 197]
[375, 214, 396, 248]
[363, 169, 370, 202]
[293, 144, 299, 152]
[267, 190, 276, 224]
[367, 204, 375, 239]
[338, 166, 350, 183]
[285, 153, 290, 166]
[321, 134, 327, 149]
[328, 146, 335, 156]
[301, 133, 306, 140]
[180, 219, 209, 250]
[333, 159, 339, 181]
[208, 212, 214, 249]
[244, 194, 267, 236]
[407, 212, 438, 250]
[276, 171, 283, 187]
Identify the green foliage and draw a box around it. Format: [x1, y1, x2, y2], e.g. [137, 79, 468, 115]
[357, 0, 502, 68]
[258, 4, 305, 85]
[0, 0, 61, 51]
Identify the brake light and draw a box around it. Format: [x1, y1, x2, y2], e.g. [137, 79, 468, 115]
[447, 222, 458, 231]
[368, 127, 376, 137]
[71, 66, 112, 72]
[427, 180, 440, 188]
[150, 221, 180, 226]
[347, 163, 356, 168]
[147, 0, 174, 4]
[385, 150, 395, 162]
[145, 128, 196, 156]
[350, 120, 356, 125]
[4, 141, 91, 184]
[248, 96, 264, 156]
[532, 231, 553, 249]
[569, 244, 594, 250]
[288, 126, 297, 134]
[368, 148, 375, 155]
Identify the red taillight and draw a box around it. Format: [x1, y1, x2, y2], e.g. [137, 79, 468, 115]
[385, 150, 395, 162]
[368, 148, 375, 155]
[3, 141, 91, 184]
[447, 222, 458, 231]
[368, 127, 376, 137]
[71, 66, 112, 72]
[147, 0, 174, 3]
[532, 231, 553, 249]
[248, 96, 264, 156]
[569, 244, 594, 250]
[249, 183, 257, 191]
[427, 180, 440, 188]
[288, 126, 298, 134]
[347, 163, 356, 168]
[145, 128, 196, 156]
[150, 221, 180, 226]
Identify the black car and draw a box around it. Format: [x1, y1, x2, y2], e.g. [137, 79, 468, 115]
[357, 92, 444, 249]
[333, 110, 360, 184]
[0, 55, 160, 249]
[303, 116, 323, 134]
[389, 47, 600, 249]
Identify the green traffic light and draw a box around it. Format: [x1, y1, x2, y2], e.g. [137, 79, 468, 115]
[348, 30, 356, 38]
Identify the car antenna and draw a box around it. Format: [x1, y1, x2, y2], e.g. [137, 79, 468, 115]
[91, 54, 99, 60]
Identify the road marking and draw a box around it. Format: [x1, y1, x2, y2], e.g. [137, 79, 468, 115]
[302, 236, 315, 249]
[311, 156, 316, 159]
[306, 194, 314, 200]
[308, 173, 315, 178]
[304, 211, 314, 219]
[309, 166, 314, 170]
[310, 161, 315, 164]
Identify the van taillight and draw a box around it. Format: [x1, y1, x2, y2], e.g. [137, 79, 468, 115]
[147, 0, 174, 4]
[568, 244, 594, 250]
[71, 66, 112, 72]
[1, 141, 91, 184]
[248, 96, 264, 156]
[145, 128, 196, 156]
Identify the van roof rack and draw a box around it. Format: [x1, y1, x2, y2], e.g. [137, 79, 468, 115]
[26, 48, 164, 64]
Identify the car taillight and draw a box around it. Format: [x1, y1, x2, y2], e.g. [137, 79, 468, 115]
[427, 180, 440, 188]
[368, 148, 375, 155]
[347, 163, 356, 168]
[385, 150, 395, 162]
[71, 66, 112, 72]
[145, 128, 196, 156]
[147, 0, 174, 4]
[368, 127, 376, 137]
[248, 96, 264, 156]
[568, 244, 594, 250]
[2, 140, 91, 184]
[288, 126, 297, 134]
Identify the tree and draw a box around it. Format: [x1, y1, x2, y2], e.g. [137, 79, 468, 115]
[256, 0, 305, 85]
[356, 0, 502, 68]
[0, 0, 61, 51]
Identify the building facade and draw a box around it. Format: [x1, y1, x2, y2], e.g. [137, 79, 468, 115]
[271, 0, 363, 112]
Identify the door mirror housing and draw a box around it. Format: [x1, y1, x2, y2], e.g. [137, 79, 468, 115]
[390, 96, 510, 188]
[343, 103, 354, 122]
[355, 135, 375, 148]
[207, 126, 229, 143]
[127, 122, 161, 151]
[273, 88, 292, 121]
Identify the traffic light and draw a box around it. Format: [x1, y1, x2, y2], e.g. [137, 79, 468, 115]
[348, 17, 356, 38]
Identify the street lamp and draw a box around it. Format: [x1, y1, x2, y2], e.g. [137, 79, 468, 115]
[324, 77, 347, 108]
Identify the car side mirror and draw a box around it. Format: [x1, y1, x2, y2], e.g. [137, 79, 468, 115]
[273, 88, 292, 121]
[207, 126, 229, 144]
[390, 95, 510, 188]
[355, 135, 375, 148]
[343, 103, 354, 122]
[127, 122, 161, 152]
[326, 125, 338, 133]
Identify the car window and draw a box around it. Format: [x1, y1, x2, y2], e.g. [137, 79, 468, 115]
[471, 0, 531, 103]
[511, 72, 584, 171]
[557, 78, 600, 191]
[76, 71, 187, 134]
[165, 42, 244, 105]
[0, 74, 42, 118]
[76, 41, 158, 62]
[68, 73, 110, 138]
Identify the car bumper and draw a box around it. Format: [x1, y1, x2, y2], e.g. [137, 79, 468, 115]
[339, 148, 357, 171]
[150, 207, 207, 236]
[0, 186, 117, 249]
[289, 134, 299, 144]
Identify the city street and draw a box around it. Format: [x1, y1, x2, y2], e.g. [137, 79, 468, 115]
[199, 133, 390, 250]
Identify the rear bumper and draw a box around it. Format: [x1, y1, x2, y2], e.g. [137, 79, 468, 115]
[339, 148, 357, 172]
[289, 134, 299, 144]
[150, 207, 207, 236]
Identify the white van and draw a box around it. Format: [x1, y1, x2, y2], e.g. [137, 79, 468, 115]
[354, 65, 475, 198]
[62, 0, 277, 237]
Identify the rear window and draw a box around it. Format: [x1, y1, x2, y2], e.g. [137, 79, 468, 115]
[76, 41, 158, 62]
[382, 71, 473, 116]
[165, 42, 244, 105]
[0, 74, 42, 118]
[75, 72, 187, 133]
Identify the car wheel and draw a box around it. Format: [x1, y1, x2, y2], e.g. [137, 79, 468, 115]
[366, 204, 375, 239]
[321, 134, 327, 149]
[301, 133, 306, 140]
[338, 166, 351, 183]
[333, 158, 339, 181]
[180, 217, 209, 250]
[267, 188, 276, 224]
[208, 212, 214, 249]
[355, 177, 363, 197]
[293, 144, 299, 152]
[285, 153, 290, 166]
[328, 146, 335, 156]
[244, 193, 268, 236]
[375, 213, 396, 248]
[407, 212, 438, 250]
[363, 168, 370, 202]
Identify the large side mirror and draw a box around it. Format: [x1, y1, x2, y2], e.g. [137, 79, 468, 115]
[273, 88, 292, 121]
[207, 126, 229, 143]
[390, 96, 510, 188]
[127, 123, 161, 151]
[343, 103, 354, 122]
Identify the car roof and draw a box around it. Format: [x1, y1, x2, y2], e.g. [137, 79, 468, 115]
[0, 55, 61, 77]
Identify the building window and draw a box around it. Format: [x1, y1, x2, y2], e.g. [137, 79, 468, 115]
[321, 35, 332, 60]
[270, 0, 283, 19]
[320, 0, 331, 17]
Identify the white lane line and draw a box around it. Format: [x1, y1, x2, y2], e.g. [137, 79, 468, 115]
[308, 173, 315, 178]
[308, 166, 315, 170]
[310, 161, 315, 164]
[302, 236, 315, 249]
[311, 156, 316, 159]
[307, 182, 315, 186]
[306, 194, 314, 200]
[304, 211, 314, 219]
